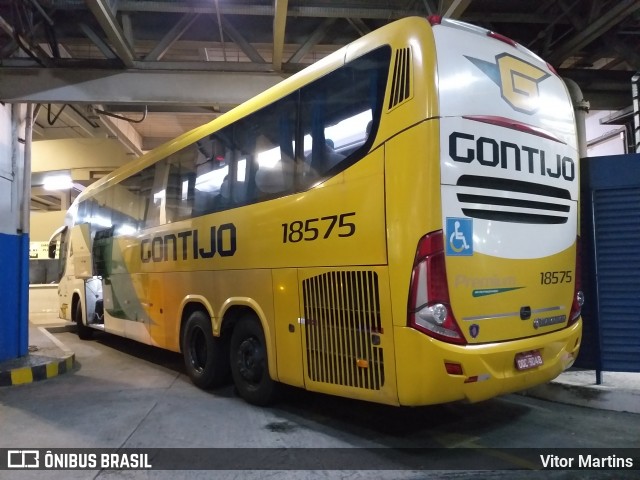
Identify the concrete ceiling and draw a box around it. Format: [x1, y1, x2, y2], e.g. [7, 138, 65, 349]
[1, 0, 640, 207]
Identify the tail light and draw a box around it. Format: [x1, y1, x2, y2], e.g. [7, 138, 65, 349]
[408, 230, 466, 344]
[568, 237, 584, 326]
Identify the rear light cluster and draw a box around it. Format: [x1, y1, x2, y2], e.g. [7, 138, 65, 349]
[569, 237, 584, 326]
[408, 230, 467, 344]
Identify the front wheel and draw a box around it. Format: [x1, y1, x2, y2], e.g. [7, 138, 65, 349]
[230, 314, 278, 406]
[182, 310, 229, 389]
[74, 300, 93, 340]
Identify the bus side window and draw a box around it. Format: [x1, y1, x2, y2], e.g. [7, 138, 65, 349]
[108, 168, 153, 234]
[93, 226, 115, 278]
[232, 153, 248, 205]
[138, 165, 155, 228]
[254, 134, 295, 198]
[301, 87, 371, 180]
[144, 162, 167, 228]
[193, 132, 232, 216]
[234, 96, 296, 202]
[302, 93, 346, 176]
[165, 145, 198, 223]
[298, 46, 390, 187]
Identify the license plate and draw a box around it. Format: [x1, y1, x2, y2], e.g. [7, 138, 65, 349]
[515, 350, 543, 371]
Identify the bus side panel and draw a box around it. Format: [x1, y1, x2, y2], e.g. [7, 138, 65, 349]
[272, 268, 304, 388]
[162, 270, 215, 352]
[128, 272, 165, 344]
[124, 149, 387, 362]
[102, 310, 126, 338]
[385, 120, 442, 329]
[238, 148, 388, 270]
[298, 266, 398, 405]
[101, 236, 157, 343]
[161, 269, 279, 383]
[134, 148, 387, 275]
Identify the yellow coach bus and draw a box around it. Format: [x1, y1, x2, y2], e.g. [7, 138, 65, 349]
[49, 16, 583, 406]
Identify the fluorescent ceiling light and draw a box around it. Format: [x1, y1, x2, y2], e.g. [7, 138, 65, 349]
[43, 174, 72, 191]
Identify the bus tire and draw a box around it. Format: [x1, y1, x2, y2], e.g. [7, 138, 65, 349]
[182, 310, 229, 389]
[230, 314, 278, 406]
[74, 300, 93, 340]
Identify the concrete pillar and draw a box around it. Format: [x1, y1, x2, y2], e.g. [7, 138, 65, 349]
[0, 103, 30, 362]
[564, 77, 590, 159]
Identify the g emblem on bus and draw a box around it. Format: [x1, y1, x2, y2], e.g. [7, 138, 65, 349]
[466, 53, 550, 115]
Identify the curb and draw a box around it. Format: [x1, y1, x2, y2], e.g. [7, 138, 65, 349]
[0, 325, 76, 387]
[0, 354, 75, 386]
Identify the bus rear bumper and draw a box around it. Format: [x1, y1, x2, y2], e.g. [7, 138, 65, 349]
[394, 319, 582, 406]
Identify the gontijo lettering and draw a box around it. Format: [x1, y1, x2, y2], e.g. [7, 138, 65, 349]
[449, 131, 575, 181]
[140, 223, 237, 263]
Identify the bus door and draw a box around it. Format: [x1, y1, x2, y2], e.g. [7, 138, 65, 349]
[65, 224, 100, 325]
[94, 227, 159, 342]
[91, 227, 113, 332]
[48, 225, 70, 319]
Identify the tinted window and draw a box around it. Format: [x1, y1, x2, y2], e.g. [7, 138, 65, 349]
[299, 46, 390, 187]
[81, 46, 391, 228]
[233, 96, 297, 202]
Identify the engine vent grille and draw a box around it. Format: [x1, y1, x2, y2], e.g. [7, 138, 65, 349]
[456, 175, 572, 224]
[302, 270, 384, 390]
[388, 47, 412, 110]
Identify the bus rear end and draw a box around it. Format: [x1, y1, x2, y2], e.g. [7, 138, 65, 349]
[398, 18, 582, 405]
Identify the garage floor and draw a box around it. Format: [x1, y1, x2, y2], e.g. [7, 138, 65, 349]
[1, 316, 639, 479]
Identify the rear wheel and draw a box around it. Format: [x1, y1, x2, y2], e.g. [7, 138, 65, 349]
[230, 314, 278, 405]
[74, 300, 93, 340]
[182, 310, 229, 389]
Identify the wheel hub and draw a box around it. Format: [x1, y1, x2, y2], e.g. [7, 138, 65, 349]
[190, 328, 207, 373]
[237, 338, 263, 384]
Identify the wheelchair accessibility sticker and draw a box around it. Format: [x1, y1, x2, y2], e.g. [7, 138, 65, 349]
[446, 217, 473, 256]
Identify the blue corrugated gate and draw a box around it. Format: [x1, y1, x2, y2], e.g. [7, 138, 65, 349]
[578, 154, 640, 373]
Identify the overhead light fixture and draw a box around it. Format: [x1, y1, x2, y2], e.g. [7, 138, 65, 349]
[43, 174, 73, 191]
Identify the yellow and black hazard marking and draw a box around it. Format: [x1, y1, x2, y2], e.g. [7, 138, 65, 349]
[0, 355, 75, 387]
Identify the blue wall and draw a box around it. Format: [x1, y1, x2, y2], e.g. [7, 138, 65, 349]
[0, 232, 29, 362]
[578, 153, 640, 373]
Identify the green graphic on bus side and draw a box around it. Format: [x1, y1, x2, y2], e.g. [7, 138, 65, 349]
[472, 287, 524, 297]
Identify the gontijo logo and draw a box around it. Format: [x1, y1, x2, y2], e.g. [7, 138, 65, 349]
[465, 53, 550, 114]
